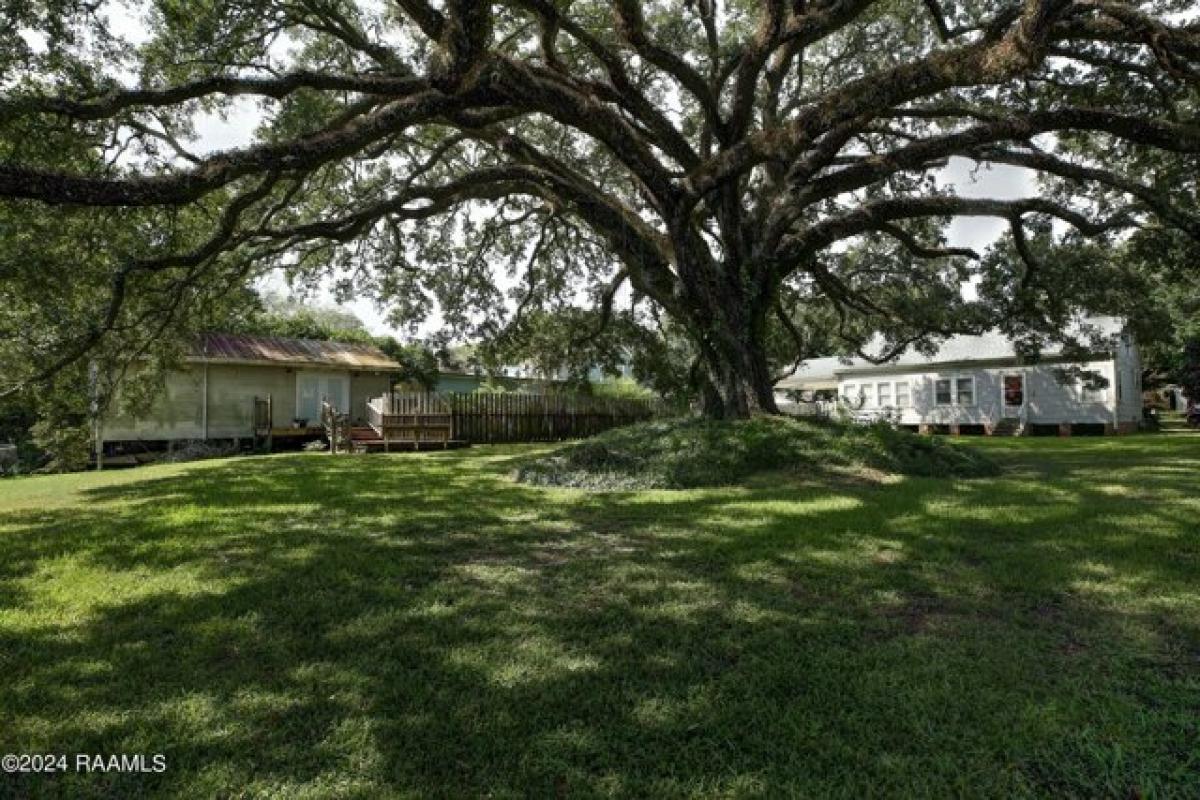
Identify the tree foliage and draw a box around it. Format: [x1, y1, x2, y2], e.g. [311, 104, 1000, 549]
[235, 292, 375, 343]
[230, 293, 442, 389]
[1, 0, 1198, 418]
[1181, 338, 1200, 404]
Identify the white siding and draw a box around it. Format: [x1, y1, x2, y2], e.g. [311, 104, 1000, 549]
[1113, 334, 1143, 424]
[839, 359, 1120, 426]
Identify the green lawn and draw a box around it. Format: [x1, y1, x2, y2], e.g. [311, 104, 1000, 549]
[1, 435, 1198, 798]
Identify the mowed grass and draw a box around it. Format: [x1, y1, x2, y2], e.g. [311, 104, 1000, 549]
[0, 435, 1197, 798]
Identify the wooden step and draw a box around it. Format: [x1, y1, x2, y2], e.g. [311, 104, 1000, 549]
[351, 439, 469, 453]
[990, 419, 1022, 436]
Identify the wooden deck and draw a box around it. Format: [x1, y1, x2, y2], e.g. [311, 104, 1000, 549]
[364, 393, 463, 451]
[267, 426, 325, 438]
[348, 426, 467, 452]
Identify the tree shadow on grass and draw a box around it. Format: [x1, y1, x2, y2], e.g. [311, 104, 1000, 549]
[0, 442, 1197, 797]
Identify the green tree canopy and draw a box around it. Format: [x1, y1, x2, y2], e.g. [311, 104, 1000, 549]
[1, 0, 1198, 417]
[235, 292, 375, 343]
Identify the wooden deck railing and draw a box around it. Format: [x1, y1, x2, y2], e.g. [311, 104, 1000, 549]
[321, 399, 352, 454]
[446, 391, 662, 443]
[368, 391, 663, 445]
[367, 393, 454, 450]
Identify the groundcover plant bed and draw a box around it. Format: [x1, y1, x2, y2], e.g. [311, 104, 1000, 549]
[515, 416, 1000, 490]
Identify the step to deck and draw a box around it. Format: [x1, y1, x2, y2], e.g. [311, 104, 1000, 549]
[350, 439, 469, 452]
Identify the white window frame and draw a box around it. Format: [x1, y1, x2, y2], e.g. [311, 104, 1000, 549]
[934, 374, 977, 407]
[894, 381, 911, 409]
[934, 378, 953, 406]
[1079, 380, 1106, 403]
[296, 370, 351, 423]
[841, 383, 860, 407]
[1001, 373, 1026, 410]
[876, 381, 893, 408]
[955, 376, 977, 407]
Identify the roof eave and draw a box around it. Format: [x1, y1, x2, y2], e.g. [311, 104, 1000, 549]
[833, 351, 1115, 377]
[185, 356, 401, 371]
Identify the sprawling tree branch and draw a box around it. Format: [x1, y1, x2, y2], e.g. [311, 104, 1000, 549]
[2, 0, 1198, 417]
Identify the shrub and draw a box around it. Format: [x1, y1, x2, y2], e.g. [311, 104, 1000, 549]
[29, 417, 92, 473]
[515, 416, 999, 490]
[590, 377, 657, 401]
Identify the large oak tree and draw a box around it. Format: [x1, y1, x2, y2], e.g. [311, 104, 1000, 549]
[1, 0, 1198, 417]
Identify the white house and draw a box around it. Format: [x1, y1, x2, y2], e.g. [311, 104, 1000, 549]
[776, 317, 1142, 435]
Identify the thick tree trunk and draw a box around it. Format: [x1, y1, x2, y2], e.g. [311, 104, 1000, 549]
[685, 290, 780, 419]
[697, 334, 780, 419]
[670, 245, 780, 419]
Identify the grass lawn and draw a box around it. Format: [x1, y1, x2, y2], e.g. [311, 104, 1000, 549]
[1, 435, 1198, 798]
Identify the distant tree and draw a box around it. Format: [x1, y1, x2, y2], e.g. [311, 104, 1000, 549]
[1181, 339, 1200, 406]
[481, 307, 637, 387]
[233, 293, 374, 343]
[438, 345, 481, 375]
[1076, 134, 1199, 392]
[591, 377, 656, 401]
[377, 338, 441, 391]
[234, 293, 441, 388]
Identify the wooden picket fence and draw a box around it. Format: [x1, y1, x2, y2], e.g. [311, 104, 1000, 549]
[376, 391, 665, 444]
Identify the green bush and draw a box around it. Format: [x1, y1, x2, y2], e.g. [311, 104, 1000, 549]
[590, 377, 657, 401]
[515, 416, 999, 490]
[29, 416, 92, 473]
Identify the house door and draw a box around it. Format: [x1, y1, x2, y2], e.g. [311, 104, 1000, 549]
[296, 372, 350, 425]
[1002, 374, 1025, 418]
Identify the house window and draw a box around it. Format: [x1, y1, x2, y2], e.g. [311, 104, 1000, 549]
[877, 382, 892, 407]
[895, 381, 910, 408]
[842, 384, 859, 406]
[935, 378, 953, 406]
[956, 377, 976, 406]
[1080, 381, 1106, 402]
[1003, 374, 1024, 407]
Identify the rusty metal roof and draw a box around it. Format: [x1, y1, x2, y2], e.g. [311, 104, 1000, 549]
[189, 333, 401, 370]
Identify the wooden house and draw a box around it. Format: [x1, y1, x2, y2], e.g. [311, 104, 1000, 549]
[99, 333, 400, 448]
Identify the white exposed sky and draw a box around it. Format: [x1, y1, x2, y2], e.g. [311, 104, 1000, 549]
[189, 104, 1037, 336]
[942, 159, 1038, 245]
[48, 4, 1042, 338]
